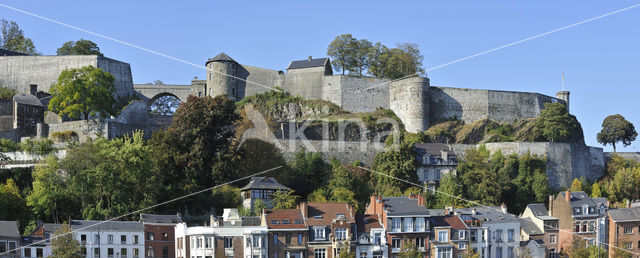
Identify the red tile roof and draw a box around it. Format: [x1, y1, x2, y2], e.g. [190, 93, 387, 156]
[265, 209, 306, 229]
[431, 215, 468, 230]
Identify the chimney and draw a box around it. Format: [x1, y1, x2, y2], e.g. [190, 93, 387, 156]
[441, 150, 449, 162]
[500, 203, 507, 214]
[29, 84, 37, 96]
[300, 202, 308, 218]
[308, 56, 312, 61]
[445, 206, 453, 216]
[565, 191, 571, 203]
[471, 208, 477, 215]
[548, 195, 554, 216]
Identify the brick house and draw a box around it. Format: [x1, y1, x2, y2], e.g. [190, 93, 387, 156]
[263, 209, 307, 258]
[520, 203, 559, 257]
[140, 214, 182, 258]
[301, 202, 356, 258]
[365, 195, 430, 258]
[608, 207, 640, 257]
[355, 214, 387, 258]
[549, 191, 608, 253]
[429, 213, 470, 258]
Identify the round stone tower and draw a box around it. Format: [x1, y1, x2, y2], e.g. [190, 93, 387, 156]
[205, 52, 239, 100]
[389, 76, 430, 133]
[556, 91, 570, 113]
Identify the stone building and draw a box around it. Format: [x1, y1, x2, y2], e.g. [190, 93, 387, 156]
[0, 221, 20, 258]
[12, 85, 45, 137]
[549, 191, 608, 253]
[263, 209, 308, 258]
[241, 177, 290, 210]
[140, 214, 182, 258]
[520, 203, 559, 257]
[414, 143, 458, 193]
[607, 207, 640, 257]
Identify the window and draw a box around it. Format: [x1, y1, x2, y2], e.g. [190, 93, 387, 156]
[437, 247, 452, 258]
[196, 237, 202, 248]
[626, 242, 633, 249]
[81, 234, 87, 244]
[496, 247, 503, 258]
[625, 225, 633, 234]
[147, 232, 155, 241]
[108, 235, 113, 244]
[416, 237, 426, 249]
[162, 232, 168, 241]
[134, 235, 139, 244]
[133, 248, 139, 258]
[438, 230, 449, 242]
[225, 237, 233, 248]
[25, 248, 31, 257]
[251, 235, 263, 248]
[336, 228, 347, 241]
[374, 232, 381, 245]
[94, 248, 100, 257]
[459, 230, 465, 239]
[273, 234, 279, 245]
[470, 230, 477, 242]
[294, 219, 303, 224]
[589, 221, 595, 232]
[495, 229, 503, 241]
[298, 233, 303, 245]
[121, 235, 126, 244]
[404, 217, 413, 232]
[94, 234, 100, 244]
[392, 218, 401, 232]
[286, 233, 291, 244]
[146, 246, 154, 257]
[415, 217, 426, 231]
[458, 242, 466, 250]
[270, 220, 280, 224]
[314, 248, 327, 258]
[162, 246, 168, 258]
[550, 234, 556, 244]
[121, 248, 127, 257]
[108, 248, 114, 256]
[8, 241, 16, 253]
[508, 229, 514, 242]
[36, 248, 43, 258]
[0, 241, 5, 252]
[315, 227, 325, 240]
[392, 238, 401, 249]
[281, 220, 291, 224]
[508, 247, 514, 258]
[205, 236, 212, 248]
[481, 229, 486, 241]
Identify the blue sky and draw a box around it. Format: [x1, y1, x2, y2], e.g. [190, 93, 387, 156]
[2, 1, 639, 152]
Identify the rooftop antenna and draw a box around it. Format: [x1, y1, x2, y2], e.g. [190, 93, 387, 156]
[562, 72, 565, 91]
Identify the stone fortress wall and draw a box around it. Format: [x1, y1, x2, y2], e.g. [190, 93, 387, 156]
[0, 55, 134, 98]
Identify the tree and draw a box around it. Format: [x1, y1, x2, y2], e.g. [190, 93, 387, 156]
[349, 39, 373, 76]
[398, 239, 421, 258]
[534, 102, 582, 143]
[368, 43, 424, 79]
[570, 178, 583, 192]
[597, 114, 637, 152]
[272, 189, 299, 210]
[0, 178, 27, 222]
[27, 156, 81, 223]
[48, 66, 117, 120]
[338, 246, 355, 258]
[591, 182, 602, 198]
[149, 95, 181, 116]
[211, 185, 242, 213]
[437, 173, 465, 208]
[607, 167, 639, 205]
[56, 39, 103, 56]
[0, 19, 37, 54]
[252, 199, 266, 216]
[371, 143, 418, 193]
[50, 223, 84, 258]
[307, 189, 329, 203]
[327, 34, 358, 75]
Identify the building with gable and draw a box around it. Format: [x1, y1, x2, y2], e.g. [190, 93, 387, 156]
[355, 214, 388, 258]
[301, 202, 356, 258]
[520, 203, 559, 257]
[549, 191, 608, 252]
[607, 207, 640, 257]
[413, 143, 458, 193]
[140, 213, 182, 258]
[241, 177, 290, 210]
[429, 213, 470, 258]
[263, 209, 307, 258]
[0, 221, 20, 258]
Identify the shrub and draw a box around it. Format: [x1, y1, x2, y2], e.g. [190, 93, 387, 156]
[51, 131, 79, 142]
[0, 138, 19, 152]
[0, 86, 16, 100]
[20, 138, 55, 155]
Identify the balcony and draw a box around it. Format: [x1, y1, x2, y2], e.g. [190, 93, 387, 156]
[225, 248, 234, 257]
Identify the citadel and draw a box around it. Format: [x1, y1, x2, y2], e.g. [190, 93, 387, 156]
[0, 51, 606, 188]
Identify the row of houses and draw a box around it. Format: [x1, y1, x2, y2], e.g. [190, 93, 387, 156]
[3, 176, 640, 258]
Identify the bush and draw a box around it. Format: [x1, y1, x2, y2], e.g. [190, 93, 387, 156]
[0, 86, 16, 100]
[0, 139, 19, 152]
[20, 138, 55, 155]
[51, 131, 78, 142]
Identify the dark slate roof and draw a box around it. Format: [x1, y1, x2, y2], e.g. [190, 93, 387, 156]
[206, 52, 237, 64]
[381, 197, 430, 216]
[241, 177, 290, 191]
[527, 203, 549, 217]
[0, 48, 28, 56]
[0, 221, 19, 237]
[13, 93, 43, 107]
[414, 143, 456, 156]
[559, 191, 607, 216]
[519, 218, 543, 236]
[140, 214, 182, 224]
[287, 57, 329, 70]
[609, 207, 640, 222]
[242, 216, 262, 226]
[457, 206, 519, 222]
[70, 220, 144, 231]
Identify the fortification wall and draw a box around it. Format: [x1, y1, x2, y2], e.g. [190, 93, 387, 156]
[605, 152, 640, 162]
[0, 99, 13, 131]
[390, 77, 429, 132]
[276, 139, 383, 165]
[48, 119, 109, 142]
[321, 76, 342, 106]
[0, 55, 134, 98]
[239, 65, 285, 99]
[283, 67, 325, 99]
[337, 76, 390, 113]
[450, 142, 604, 189]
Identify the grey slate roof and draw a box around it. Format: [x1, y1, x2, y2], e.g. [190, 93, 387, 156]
[527, 203, 550, 217]
[0, 48, 28, 56]
[560, 191, 607, 216]
[241, 177, 290, 191]
[13, 93, 43, 107]
[609, 207, 640, 222]
[206, 52, 238, 64]
[287, 57, 329, 70]
[381, 197, 429, 216]
[457, 206, 519, 222]
[242, 217, 262, 226]
[414, 143, 455, 156]
[0, 221, 19, 237]
[140, 214, 182, 224]
[70, 220, 143, 231]
[519, 218, 543, 236]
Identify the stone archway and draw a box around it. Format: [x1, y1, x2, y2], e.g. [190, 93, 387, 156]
[148, 92, 182, 116]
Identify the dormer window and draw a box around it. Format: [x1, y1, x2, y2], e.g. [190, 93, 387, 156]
[575, 208, 581, 213]
[313, 215, 323, 219]
[314, 227, 325, 240]
[270, 220, 280, 225]
[294, 219, 303, 224]
[281, 220, 290, 224]
[582, 205, 589, 214]
[459, 230, 466, 239]
[336, 214, 345, 219]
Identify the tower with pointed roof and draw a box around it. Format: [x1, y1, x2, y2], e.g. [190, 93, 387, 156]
[206, 52, 239, 100]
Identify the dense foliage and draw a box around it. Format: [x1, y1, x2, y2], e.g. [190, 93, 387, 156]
[597, 114, 637, 152]
[0, 86, 16, 100]
[50, 223, 84, 258]
[56, 39, 103, 56]
[534, 102, 583, 143]
[48, 66, 117, 120]
[0, 19, 37, 54]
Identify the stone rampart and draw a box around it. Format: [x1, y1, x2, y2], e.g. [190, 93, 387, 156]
[0, 99, 13, 131]
[337, 76, 390, 113]
[390, 77, 429, 132]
